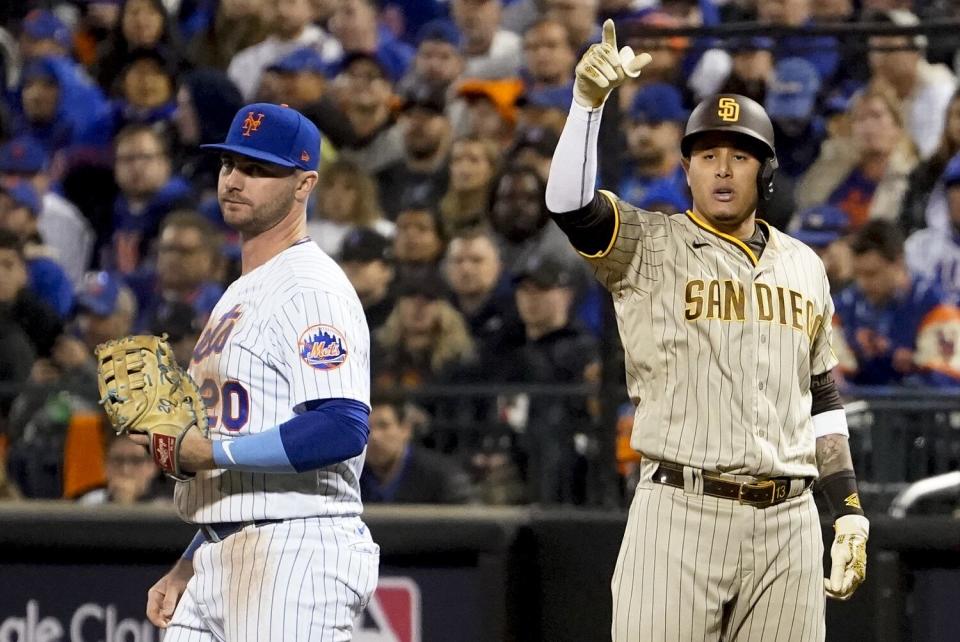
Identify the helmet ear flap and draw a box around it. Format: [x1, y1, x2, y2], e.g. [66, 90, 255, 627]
[758, 156, 778, 201]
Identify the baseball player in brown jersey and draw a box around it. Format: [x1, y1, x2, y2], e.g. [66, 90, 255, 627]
[545, 21, 870, 641]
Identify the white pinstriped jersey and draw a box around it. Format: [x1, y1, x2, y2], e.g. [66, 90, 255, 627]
[585, 191, 837, 479]
[175, 240, 370, 523]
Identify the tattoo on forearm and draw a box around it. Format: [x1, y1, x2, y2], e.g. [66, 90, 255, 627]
[816, 434, 854, 476]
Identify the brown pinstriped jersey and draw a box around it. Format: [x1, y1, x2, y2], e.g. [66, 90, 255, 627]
[582, 190, 837, 478]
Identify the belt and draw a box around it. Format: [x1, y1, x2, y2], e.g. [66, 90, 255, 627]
[651, 461, 814, 509]
[199, 519, 285, 543]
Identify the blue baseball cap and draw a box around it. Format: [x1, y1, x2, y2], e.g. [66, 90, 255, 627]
[766, 58, 821, 121]
[793, 205, 850, 248]
[416, 19, 461, 48]
[401, 81, 447, 113]
[0, 181, 41, 216]
[512, 253, 575, 289]
[629, 83, 688, 124]
[0, 137, 48, 174]
[267, 47, 330, 76]
[520, 84, 572, 112]
[200, 103, 321, 171]
[22, 10, 72, 49]
[512, 125, 560, 157]
[638, 182, 690, 213]
[339, 228, 392, 263]
[21, 57, 59, 84]
[76, 271, 122, 316]
[338, 50, 405, 83]
[942, 152, 960, 188]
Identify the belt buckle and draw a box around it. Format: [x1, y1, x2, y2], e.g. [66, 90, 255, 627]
[738, 479, 776, 506]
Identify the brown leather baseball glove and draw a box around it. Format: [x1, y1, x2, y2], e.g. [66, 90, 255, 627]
[96, 335, 208, 481]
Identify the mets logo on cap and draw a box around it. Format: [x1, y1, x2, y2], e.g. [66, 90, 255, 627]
[718, 97, 740, 122]
[242, 111, 265, 137]
[299, 324, 348, 370]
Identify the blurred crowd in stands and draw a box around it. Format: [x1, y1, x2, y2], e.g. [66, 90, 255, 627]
[0, 0, 959, 507]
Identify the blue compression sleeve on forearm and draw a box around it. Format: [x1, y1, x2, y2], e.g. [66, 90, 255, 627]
[181, 530, 204, 560]
[211, 398, 369, 473]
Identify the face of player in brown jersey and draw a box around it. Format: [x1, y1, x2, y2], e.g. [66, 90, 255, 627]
[682, 132, 762, 238]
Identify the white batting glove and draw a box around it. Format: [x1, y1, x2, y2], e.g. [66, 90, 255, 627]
[824, 514, 869, 600]
[573, 19, 653, 109]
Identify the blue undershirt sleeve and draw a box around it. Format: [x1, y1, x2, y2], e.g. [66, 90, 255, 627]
[181, 530, 204, 560]
[211, 398, 370, 473]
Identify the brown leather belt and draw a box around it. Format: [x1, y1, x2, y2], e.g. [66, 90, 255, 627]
[652, 461, 814, 509]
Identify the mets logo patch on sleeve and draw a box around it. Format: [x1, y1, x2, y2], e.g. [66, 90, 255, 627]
[299, 324, 349, 370]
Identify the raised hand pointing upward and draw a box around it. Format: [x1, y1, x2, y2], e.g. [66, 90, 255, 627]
[574, 19, 653, 109]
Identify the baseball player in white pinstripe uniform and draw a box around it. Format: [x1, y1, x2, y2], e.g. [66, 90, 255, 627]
[546, 22, 870, 641]
[138, 103, 379, 641]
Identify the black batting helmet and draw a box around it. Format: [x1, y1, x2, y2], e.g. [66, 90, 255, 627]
[681, 94, 779, 200]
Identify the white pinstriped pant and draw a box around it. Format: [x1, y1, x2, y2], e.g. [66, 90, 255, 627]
[162, 516, 379, 642]
[612, 460, 825, 642]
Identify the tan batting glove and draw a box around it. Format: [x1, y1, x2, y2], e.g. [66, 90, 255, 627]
[574, 19, 653, 109]
[825, 514, 869, 600]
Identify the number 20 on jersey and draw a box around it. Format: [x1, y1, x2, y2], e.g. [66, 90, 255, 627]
[199, 379, 249, 431]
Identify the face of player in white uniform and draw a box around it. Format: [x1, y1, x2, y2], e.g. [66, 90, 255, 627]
[683, 132, 762, 238]
[217, 153, 301, 235]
